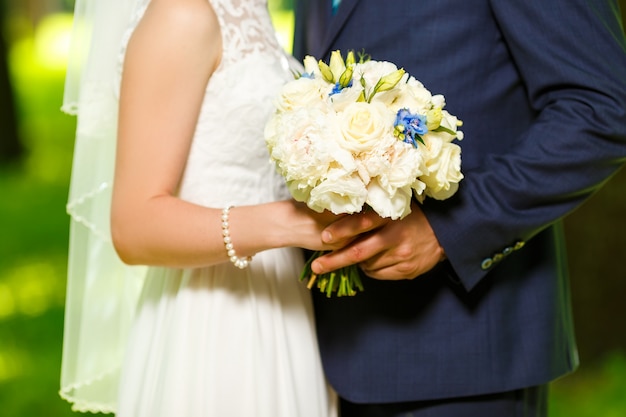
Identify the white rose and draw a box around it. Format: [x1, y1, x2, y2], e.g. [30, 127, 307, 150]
[308, 169, 368, 214]
[419, 133, 443, 164]
[394, 76, 434, 113]
[275, 77, 329, 112]
[337, 101, 394, 153]
[366, 178, 413, 220]
[439, 110, 464, 141]
[421, 140, 463, 200]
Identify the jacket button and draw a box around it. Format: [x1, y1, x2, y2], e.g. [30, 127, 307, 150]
[481, 258, 493, 270]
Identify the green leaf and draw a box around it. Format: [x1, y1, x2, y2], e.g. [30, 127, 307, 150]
[433, 125, 457, 136]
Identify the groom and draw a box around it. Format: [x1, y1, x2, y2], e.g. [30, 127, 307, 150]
[294, 0, 626, 416]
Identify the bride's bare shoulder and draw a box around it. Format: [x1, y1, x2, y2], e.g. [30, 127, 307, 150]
[127, 0, 221, 71]
[139, 0, 220, 46]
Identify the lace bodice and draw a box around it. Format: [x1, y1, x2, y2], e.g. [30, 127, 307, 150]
[210, 0, 286, 67]
[119, 0, 296, 207]
[179, 0, 296, 207]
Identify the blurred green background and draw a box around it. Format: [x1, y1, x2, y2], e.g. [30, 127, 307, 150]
[0, 0, 625, 416]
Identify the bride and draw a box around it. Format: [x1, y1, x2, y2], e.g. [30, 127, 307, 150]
[60, 0, 340, 415]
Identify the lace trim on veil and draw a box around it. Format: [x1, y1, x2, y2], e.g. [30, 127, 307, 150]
[61, 0, 150, 413]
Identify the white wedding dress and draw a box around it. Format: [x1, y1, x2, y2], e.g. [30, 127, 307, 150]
[113, 1, 336, 416]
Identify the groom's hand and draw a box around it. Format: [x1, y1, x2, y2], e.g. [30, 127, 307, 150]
[311, 204, 446, 280]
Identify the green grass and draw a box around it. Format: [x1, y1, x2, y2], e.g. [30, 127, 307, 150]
[0, 10, 624, 417]
[550, 353, 626, 417]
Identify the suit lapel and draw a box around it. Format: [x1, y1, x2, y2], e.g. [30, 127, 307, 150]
[314, 0, 360, 59]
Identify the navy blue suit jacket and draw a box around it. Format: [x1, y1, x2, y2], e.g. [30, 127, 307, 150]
[294, 0, 626, 403]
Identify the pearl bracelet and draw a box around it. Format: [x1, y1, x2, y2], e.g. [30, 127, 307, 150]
[221, 206, 252, 269]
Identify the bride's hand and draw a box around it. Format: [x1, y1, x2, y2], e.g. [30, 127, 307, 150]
[282, 201, 353, 252]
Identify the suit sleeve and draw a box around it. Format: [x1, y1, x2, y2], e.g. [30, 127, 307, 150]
[424, 0, 626, 290]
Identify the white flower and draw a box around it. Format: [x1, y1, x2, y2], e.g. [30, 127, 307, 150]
[366, 178, 413, 219]
[266, 107, 356, 188]
[394, 76, 434, 114]
[355, 137, 418, 188]
[308, 169, 368, 214]
[385, 142, 425, 190]
[336, 101, 394, 153]
[274, 77, 329, 112]
[303, 55, 322, 77]
[286, 181, 313, 203]
[440, 110, 464, 141]
[431, 94, 446, 108]
[421, 138, 463, 200]
[356, 148, 390, 183]
[411, 178, 427, 201]
[329, 84, 365, 112]
[352, 60, 408, 105]
[354, 61, 398, 91]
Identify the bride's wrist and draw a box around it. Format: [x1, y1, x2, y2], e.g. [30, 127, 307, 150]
[267, 200, 316, 249]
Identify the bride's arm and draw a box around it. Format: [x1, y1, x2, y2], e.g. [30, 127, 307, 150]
[111, 0, 338, 268]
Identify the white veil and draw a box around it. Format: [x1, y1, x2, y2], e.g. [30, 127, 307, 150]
[60, 0, 149, 412]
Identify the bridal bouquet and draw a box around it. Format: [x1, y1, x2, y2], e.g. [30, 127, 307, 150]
[265, 50, 464, 297]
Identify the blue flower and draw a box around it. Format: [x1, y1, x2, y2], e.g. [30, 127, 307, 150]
[394, 108, 427, 147]
[330, 79, 353, 96]
[300, 72, 315, 79]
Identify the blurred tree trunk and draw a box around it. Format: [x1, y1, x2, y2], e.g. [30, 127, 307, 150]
[0, 4, 22, 164]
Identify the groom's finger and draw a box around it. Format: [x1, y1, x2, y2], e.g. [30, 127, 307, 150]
[321, 210, 388, 244]
[311, 234, 381, 274]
